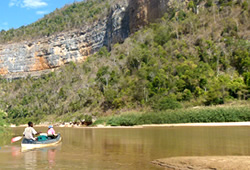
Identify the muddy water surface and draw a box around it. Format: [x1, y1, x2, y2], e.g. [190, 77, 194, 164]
[0, 127, 249, 169]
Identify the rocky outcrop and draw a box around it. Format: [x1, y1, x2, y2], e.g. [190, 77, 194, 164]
[0, 16, 120, 79]
[0, 0, 187, 79]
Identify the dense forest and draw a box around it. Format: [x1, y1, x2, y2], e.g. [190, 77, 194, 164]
[0, 0, 249, 124]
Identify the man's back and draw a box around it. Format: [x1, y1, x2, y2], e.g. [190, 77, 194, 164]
[23, 127, 37, 140]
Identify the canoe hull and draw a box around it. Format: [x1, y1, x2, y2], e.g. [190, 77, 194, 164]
[21, 134, 62, 150]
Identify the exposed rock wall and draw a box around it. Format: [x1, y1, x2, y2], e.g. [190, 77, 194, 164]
[0, 0, 186, 79]
[129, 0, 187, 33]
[0, 16, 121, 79]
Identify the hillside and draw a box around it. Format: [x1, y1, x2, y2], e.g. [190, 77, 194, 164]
[0, 0, 249, 124]
[0, 0, 174, 78]
[0, 0, 116, 43]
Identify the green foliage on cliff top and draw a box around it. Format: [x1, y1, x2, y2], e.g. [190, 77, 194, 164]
[0, 0, 116, 43]
[0, 0, 249, 124]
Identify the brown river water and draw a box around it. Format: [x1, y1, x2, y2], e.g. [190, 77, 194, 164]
[0, 126, 250, 169]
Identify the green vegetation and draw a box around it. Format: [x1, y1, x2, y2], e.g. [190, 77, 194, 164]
[0, 110, 8, 133]
[93, 106, 250, 126]
[0, 0, 249, 124]
[0, 0, 117, 43]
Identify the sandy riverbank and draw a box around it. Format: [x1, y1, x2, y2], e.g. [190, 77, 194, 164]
[141, 121, 250, 127]
[94, 121, 250, 128]
[152, 156, 250, 170]
[11, 121, 250, 128]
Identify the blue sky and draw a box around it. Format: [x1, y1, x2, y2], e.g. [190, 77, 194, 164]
[0, 0, 82, 31]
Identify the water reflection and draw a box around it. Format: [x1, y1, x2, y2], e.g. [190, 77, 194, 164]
[24, 150, 37, 170]
[11, 146, 21, 157]
[20, 144, 61, 169]
[0, 127, 249, 169]
[48, 149, 56, 167]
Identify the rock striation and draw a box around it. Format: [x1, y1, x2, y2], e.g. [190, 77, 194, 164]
[0, 0, 186, 79]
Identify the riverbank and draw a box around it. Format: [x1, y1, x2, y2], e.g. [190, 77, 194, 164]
[152, 156, 250, 169]
[92, 105, 250, 126]
[11, 121, 250, 129]
[9, 104, 250, 128]
[61, 121, 250, 128]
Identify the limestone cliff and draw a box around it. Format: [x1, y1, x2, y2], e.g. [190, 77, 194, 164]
[0, 0, 186, 79]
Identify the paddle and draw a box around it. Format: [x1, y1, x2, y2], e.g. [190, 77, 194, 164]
[11, 131, 43, 143]
[11, 136, 23, 143]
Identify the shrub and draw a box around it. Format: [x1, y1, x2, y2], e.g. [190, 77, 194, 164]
[84, 115, 92, 123]
[0, 111, 9, 133]
[242, 1, 248, 10]
[206, 0, 213, 7]
[153, 97, 183, 110]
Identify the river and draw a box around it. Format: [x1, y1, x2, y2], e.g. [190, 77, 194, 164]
[0, 126, 249, 169]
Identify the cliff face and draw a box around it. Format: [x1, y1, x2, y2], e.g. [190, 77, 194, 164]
[0, 18, 111, 79]
[129, 0, 179, 33]
[0, 0, 184, 79]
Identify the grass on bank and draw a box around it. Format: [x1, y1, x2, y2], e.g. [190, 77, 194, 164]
[93, 105, 250, 126]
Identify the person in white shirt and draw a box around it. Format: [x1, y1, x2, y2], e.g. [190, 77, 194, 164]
[23, 122, 41, 141]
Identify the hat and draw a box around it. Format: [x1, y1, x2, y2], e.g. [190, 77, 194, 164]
[48, 125, 53, 128]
